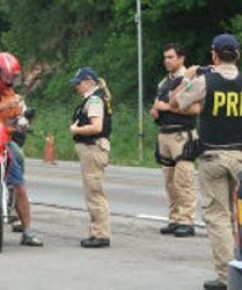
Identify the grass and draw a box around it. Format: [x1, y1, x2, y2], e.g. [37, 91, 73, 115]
[24, 102, 159, 168]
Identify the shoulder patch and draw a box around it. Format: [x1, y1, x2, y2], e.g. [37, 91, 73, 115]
[88, 95, 102, 104]
[184, 82, 194, 91]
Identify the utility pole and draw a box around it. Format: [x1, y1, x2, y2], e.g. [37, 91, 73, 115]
[135, 0, 144, 162]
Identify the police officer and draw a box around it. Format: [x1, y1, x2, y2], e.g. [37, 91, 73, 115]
[69, 67, 112, 248]
[170, 34, 242, 290]
[150, 43, 200, 238]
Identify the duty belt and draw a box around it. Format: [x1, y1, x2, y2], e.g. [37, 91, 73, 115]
[203, 143, 242, 151]
[159, 126, 194, 134]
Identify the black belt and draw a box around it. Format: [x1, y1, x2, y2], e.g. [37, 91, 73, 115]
[159, 126, 194, 134]
[203, 144, 242, 151]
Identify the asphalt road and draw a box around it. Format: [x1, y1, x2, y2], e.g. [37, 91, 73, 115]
[1, 205, 213, 290]
[25, 159, 204, 225]
[0, 159, 214, 290]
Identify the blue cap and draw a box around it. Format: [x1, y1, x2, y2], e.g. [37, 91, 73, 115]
[69, 67, 98, 85]
[211, 33, 240, 52]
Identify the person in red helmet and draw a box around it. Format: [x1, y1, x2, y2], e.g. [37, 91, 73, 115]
[0, 52, 43, 247]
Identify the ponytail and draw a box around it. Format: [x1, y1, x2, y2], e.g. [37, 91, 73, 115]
[98, 78, 112, 114]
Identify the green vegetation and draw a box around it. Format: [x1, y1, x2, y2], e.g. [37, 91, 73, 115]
[25, 100, 158, 167]
[0, 0, 242, 166]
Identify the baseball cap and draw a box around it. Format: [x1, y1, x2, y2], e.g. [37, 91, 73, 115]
[211, 33, 240, 52]
[69, 67, 98, 85]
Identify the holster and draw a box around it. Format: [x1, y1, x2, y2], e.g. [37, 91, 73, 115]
[177, 131, 201, 162]
[154, 142, 176, 167]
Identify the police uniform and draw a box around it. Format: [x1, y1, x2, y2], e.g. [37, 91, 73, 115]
[175, 45, 242, 287]
[73, 85, 111, 242]
[155, 66, 198, 236]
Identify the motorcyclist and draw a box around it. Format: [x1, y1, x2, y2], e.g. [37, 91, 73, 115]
[0, 52, 43, 246]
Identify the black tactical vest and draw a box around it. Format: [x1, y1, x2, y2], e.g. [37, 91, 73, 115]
[72, 88, 112, 145]
[200, 72, 242, 146]
[156, 76, 196, 129]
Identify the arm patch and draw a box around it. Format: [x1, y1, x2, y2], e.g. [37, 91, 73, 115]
[184, 82, 194, 91]
[88, 95, 102, 105]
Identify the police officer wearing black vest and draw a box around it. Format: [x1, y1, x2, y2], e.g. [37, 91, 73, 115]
[69, 67, 112, 248]
[170, 34, 242, 290]
[150, 43, 200, 238]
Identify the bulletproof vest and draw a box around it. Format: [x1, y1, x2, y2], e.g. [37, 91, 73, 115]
[156, 76, 196, 128]
[200, 72, 242, 145]
[72, 88, 112, 145]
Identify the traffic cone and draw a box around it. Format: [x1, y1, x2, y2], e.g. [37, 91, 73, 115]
[43, 132, 56, 165]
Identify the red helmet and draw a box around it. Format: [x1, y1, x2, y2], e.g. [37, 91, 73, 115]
[0, 52, 21, 87]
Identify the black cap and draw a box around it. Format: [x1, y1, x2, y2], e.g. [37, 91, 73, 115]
[69, 67, 98, 86]
[211, 33, 240, 52]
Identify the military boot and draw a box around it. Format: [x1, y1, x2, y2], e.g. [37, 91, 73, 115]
[160, 223, 179, 234]
[80, 237, 110, 248]
[174, 224, 195, 237]
[203, 279, 227, 290]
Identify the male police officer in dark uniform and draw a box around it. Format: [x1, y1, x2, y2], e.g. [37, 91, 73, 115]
[150, 43, 200, 238]
[170, 34, 242, 290]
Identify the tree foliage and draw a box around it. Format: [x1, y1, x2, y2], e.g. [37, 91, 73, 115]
[0, 0, 242, 163]
[0, 0, 241, 105]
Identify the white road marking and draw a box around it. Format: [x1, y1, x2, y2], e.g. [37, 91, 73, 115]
[136, 214, 205, 228]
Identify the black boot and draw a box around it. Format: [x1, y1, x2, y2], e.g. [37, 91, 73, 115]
[203, 279, 227, 290]
[160, 223, 179, 235]
[80, 237, 110, 248]
[174, 224, 195, 237]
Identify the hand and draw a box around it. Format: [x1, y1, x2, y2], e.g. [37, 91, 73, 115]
[17, 116, 30, 130]
[184, 65, 200, 80]
[69, 121, 79, 135]
[150, 107, 159, 119]
[154, 99, 170, 111]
